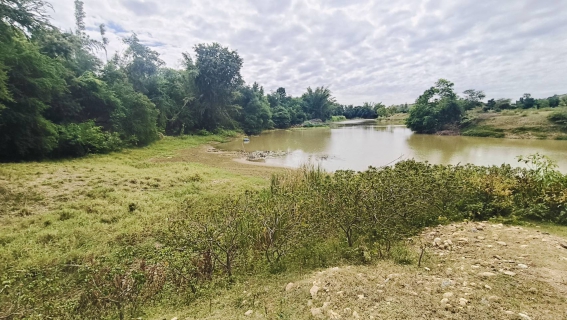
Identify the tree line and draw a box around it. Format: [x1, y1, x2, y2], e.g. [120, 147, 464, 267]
[406, 78, 567, 134]
[0, 0, 345, 161]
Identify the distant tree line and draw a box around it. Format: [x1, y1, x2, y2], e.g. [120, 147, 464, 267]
[405, 78, 567, 134]
[0, 0, 343, 160]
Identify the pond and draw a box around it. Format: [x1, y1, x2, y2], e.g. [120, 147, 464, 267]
[218, 120, 567, 172]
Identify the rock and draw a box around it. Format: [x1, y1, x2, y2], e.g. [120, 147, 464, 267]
[518, 313, 532, 320]
[445, 239, 453, 246]
[477, 236, 485, 240]
[387, 273, 401, 279]
[171, 318, 178, 320]
[496, 241, 507, 246]
[310, 285, 320, 299]
[352, 311, 360, 319]
[244, 310, 253, 316]
[328, 310, 341, 319]
[424, 267, 431, 271]
[517, 264, 528, 269]
[484, 285, 492, 290]
[440, 298, 449, 305]
[478, 272, 496, 278]
[322, 302, 331, 310]
[528, 287, 538, 294]
[488, 295, 500, 302]
[443, 292, 454, 299]
[343, 308, 352, 316]
[441, 280, 455, 288]
[357, 294, 365, 300]
[433, 238, 442, 246]
[502, 271, 516, 276]
[458, 238, 469, 243]
[311, 308, 322, 317]
[459, 298, 468, 306]
[560, 242, 567, 249]
[285, 282, 294, 291]
[307, 300, 313, 307]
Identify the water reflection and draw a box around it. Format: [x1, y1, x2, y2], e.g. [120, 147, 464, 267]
[218, 121, 567, 172]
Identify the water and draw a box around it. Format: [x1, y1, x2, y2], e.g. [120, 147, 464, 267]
[218, 120, 567, 172]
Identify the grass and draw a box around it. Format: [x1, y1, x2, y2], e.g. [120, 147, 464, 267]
[463, 107, 567, 139]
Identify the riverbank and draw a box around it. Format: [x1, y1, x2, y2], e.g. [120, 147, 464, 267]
[462, 108, 567, 140]
[2, 135, 567, 319]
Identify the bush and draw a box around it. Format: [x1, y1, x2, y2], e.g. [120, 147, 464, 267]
[461, 127, 505, 138]
[55, 121, 123, 157]
[549, 110, 567, 128]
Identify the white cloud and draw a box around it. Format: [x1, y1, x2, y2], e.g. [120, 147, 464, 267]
[47, 0, 567, 104]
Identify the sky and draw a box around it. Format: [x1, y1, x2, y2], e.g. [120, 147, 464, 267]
[46, 0, 567, 105]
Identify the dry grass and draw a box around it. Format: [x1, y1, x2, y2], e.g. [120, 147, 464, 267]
[157, 222, 567, 320]
[466, 108, 567, 139]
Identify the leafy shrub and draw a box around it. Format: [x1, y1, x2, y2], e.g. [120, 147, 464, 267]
[549, 110, 567, 129]
[55, 121, 122, 157]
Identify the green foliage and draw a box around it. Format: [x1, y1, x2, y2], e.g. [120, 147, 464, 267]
[548, 109, 567, 128]
[301, 86, 336, 120]
[406, 79, 464, 133]
[55, 121, 122, 157]
[461, 127, 505, 138]
[236, 83, 272, 134]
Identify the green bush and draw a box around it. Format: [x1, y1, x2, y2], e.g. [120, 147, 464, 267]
[461, 127, 505, 138]
[56, 121, 123, 157]
[549, 109, 567, 128]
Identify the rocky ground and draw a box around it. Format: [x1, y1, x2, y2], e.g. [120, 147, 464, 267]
[161, 222, 567, 320]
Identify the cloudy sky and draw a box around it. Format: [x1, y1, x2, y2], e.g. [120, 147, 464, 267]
[47, 0, 567, 105]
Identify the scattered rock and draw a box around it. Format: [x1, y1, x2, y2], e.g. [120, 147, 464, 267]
[352, 311, 360, 319]
[311, 307, 323, 317]
[310, 285, 320, 299]
[478, 272, 496, 278]
[518, 313, 532, 320]
[443, 292, 454, 299]
[328, 310, 341, 319]
[517, 264, 528, 269]
[244, 310, 253, 316]
[440, 298, 449, 305]
[424, 267, 431, 271]
[285, 282, 294, 291]
[496, 241, 507, 246]
[504, 310, 514, 315]
[171, 318, 178, 320]
[357, 294, 365, 300]
[484, 285, 492, 290]
[488, 295, 500, 302]
[502, 271, 517, 276]
[459, 298, 468, 306]
[433, 238, 442, 246]
[307, 300, 313, 307]
[477, 236, 486, 240]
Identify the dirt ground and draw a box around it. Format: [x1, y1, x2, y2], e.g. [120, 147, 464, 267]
[163, 222, 567, 320]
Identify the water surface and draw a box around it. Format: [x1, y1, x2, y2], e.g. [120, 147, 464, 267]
[218, 120, 567, 172]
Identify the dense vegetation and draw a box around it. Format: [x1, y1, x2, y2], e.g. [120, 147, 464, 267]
[0, 0, 352, 161]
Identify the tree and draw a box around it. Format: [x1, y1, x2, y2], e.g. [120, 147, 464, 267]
[406, 79, 463, 134]
[194, 43, 243, 130]
[272, 106, 291, 129]
[463, 89, 485, 110]
[0, 0, 52, 35]
[517, 93, 536, 109]
[236, 83, 272, 134]
[301, 86, 336, 120]
[122, 34, 164, 94]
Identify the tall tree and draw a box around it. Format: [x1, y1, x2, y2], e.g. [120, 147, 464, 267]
[194, 43, 243, 130]
[301, 86, 336, 120]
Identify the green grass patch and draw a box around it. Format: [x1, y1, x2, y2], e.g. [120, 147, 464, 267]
[461, 126, 505, 138]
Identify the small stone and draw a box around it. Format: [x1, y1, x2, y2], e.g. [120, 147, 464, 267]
[496, 241, 507, 246]
[504, 310, 514, 315]
[424, 267, 431, 271]
[488, 295, 500, 302]
[528, 287, 538, 294]
[352, 311, 360, 319]
[433, 238, 442, 246]
[307, 300, 313, 307]
[311, 308, 322, 317]
[459, 298, 468, 306]
[458, 238, 469, 243]
[478, 272, 496, 278]
[310, 285, 320, 299]
[244, 310, 253, 316]
[477, 236, 485, 240]
[486, 245, 493, 248]
[443, 292, 454, 299]
[517, 264, 528, 269]
[171, 318, 178, 320]
[484, 285, 492, 290]
[440, 298, 449, 305]
[502, 271, 516, 276]
[322, 302, 331, 310]
[343, 308, 352, 316]
[387, 273, 401, 279]
[357, 294, 365, 300]
[285, 282, 294, 291]
[518, 313, 532, 320]
[327, 310, 341, 319]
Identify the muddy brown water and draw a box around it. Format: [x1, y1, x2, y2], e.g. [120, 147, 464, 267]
[218, 120, 567, 172]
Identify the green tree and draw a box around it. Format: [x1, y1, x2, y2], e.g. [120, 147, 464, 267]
[194, 43, 243, 130]
[236, 83, 272, 134]
[406, 79, 463, 134]
[463, 89, 486, 110]
[301, 86, 336, 120]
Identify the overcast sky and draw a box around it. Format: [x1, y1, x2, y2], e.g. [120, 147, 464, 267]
[47, 0, 567, 105]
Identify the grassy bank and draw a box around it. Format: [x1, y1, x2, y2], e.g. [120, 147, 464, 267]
[2, 135, 567, 319]
[461, 107, 567, 139]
